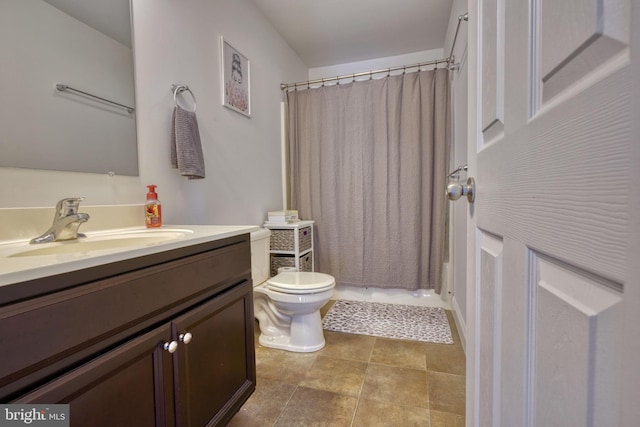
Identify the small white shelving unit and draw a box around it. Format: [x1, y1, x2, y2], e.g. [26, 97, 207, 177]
[263, 220, 314, 276]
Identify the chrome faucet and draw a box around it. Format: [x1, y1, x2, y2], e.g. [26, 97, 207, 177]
[30, 197, 90, 244]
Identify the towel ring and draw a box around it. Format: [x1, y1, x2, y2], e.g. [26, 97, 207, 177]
[171, 84, 197, 112]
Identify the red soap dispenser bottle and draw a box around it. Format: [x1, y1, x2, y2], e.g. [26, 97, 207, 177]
[145, 184, 162, 228]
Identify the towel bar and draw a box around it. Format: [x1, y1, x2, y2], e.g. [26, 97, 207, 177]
[171, 84, 197, 112]
[56, 84, 134, 113]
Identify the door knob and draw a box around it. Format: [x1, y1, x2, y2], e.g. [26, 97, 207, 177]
[179, 332, 193, 344]
[446, 177, 475, 203]
[163, 341, 178, 353]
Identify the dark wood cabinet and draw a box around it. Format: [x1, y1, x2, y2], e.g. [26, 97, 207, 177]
[173, 283, 255, 427]
[0, 234, 255, 427]
[18, 324, 175, 427]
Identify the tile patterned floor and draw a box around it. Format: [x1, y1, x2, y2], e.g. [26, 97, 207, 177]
[229, 301, 466, 427]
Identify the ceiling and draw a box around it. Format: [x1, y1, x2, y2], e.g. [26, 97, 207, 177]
[250, 0, 453, 68]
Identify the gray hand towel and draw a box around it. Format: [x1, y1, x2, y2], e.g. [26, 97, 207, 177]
[171, 105, 205, 179]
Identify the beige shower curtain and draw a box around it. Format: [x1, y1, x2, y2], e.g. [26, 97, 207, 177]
[287, 69, 450, 293]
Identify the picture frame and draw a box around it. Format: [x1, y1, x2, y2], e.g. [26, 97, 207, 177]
[220, 36, 251, 117]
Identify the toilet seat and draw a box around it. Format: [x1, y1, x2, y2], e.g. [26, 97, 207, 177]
[266, 272, 335, 295]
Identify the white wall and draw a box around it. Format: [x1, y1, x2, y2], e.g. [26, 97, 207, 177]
[444, 0, 469, 346]
[0, 0, 307, 227]
[443, 0, 468, 64]
[308, 49, 444, 83]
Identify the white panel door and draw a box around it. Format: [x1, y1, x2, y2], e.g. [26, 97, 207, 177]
[465, 0, 640, 426]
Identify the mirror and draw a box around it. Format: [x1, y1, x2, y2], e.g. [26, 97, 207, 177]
[0, 0, 138, 176]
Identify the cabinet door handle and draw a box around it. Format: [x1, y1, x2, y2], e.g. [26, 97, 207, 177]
[179, 332, 193, 344]
[163, 340, 178, 353]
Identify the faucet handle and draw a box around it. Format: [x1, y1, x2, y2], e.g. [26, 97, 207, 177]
[56, 197, 85, 217]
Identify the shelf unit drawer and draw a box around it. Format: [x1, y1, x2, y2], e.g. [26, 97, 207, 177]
[270, 252, 312, 276]
[270, 226, 312, 252]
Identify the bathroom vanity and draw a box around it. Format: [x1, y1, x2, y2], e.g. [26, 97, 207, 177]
[0, 225, 258, 426]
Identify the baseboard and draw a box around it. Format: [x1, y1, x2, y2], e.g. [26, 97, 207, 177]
[451, 296, 467, 354]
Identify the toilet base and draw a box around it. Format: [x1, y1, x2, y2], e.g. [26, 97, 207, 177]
[258, 334, 325, 353]
[257, 311, 326, 353]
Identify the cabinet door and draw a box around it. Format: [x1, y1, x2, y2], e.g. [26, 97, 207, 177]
[172, 280, 255, 427]
[16, 324, 175, 427]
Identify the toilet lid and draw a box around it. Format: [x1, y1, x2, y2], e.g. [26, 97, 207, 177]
[266, 272, 335, 294]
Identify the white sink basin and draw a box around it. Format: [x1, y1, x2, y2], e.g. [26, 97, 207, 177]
[10, 229, 193, 257]
[0, 224, 260, 288]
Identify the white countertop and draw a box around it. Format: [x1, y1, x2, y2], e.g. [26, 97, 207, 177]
[0, 225, 259, 288]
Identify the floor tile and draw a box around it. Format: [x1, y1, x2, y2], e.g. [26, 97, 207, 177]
[360, 363, 429, 408]
[244, 302, 467, 426]
[352, 398, 430, 427]
[300, 355, 367, 397]
[424, 342, 466, 375]
[430, 410, 465, 427]
[445, 311, 465, 350]
[255, 345, 317, 385]
[428, 371, 465, 415]
[227, 378, 295, 427]
[275, 386, 358, 427]
[320, 300, 335, 317]
[370, 337, 427, 370]
[319, 331, 376, 362]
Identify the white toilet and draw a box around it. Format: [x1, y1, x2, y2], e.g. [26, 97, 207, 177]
[250, 229, 335, 352]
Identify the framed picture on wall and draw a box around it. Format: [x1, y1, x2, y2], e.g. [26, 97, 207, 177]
[220, 36, 251, 117]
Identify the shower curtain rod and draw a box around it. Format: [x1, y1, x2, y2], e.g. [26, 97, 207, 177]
[280, 12, 468, 91]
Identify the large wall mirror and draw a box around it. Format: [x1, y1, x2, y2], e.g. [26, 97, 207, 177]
[0, 0, 138, 176]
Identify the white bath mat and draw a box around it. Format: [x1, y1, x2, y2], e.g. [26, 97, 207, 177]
[322, 300, 454, 344]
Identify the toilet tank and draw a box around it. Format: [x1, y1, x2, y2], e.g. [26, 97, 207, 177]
[250, 228, 271, 286]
